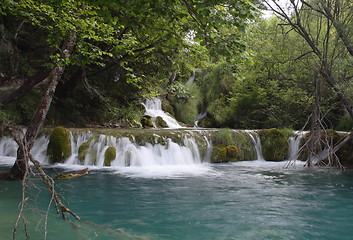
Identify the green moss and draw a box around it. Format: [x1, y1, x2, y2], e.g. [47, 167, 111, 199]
[211, 144, 238, 163]
[214, 128, 235, 145]
[104, 146, 116, 166]
[78, 141, 90, 163]
[47, 127, 72, 164]
[232, 131, 257, 161]
[161, 99, 174, 116]
[156, 116, 168, 128]
[141, 115, 154, 128]
[259, 128, 289, 161]
[226, 145, 238, 159]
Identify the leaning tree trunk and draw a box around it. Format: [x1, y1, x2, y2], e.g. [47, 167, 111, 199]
[5, 35, 76, 180]
[306, 69, 323, 167]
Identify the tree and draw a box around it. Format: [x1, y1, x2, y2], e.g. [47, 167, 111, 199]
[262, 0, 353, 167]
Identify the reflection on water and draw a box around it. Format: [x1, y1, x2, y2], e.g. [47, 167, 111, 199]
[1, 161, 353, 240]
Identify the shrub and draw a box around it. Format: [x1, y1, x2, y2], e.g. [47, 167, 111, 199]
[259, 128, 289, 161]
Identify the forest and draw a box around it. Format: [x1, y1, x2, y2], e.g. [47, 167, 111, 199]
[1, 0, 353, 131]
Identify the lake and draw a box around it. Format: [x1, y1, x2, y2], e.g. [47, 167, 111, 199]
[1, 160, 353, 240]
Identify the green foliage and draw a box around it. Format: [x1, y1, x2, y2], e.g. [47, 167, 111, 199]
[167, 82, 192, 101]
[214, 128, 235, 145]
[0, 0, 258, 128]
[0, 90, 41, 125]
[169, 83, 202, 126]
[47, 127, 72, 163]
[259, 129, 289, 161]
[336, 115, 353, 131]
[232, 131, 257, 161]
[104, 146, 116, 166]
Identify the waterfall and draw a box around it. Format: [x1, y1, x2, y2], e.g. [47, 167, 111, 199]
[143, 98, 182, 128]
[0, 136, 18, 157]
[0, 135, 49, 163]
[246, 130, 264, 160]
[186, 70, 196, 86]
[194, 111, 207, 128]
[287, 131, 306, 160]
[86, 135, 202, 167]
[0, 129, 308, 169]
[202, 136, 213, 162]
[0, 133, 206, 168]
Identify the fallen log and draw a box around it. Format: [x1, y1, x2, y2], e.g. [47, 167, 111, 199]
[54, 168, 89, 180]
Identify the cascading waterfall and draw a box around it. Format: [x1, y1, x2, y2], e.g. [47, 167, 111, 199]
[0, 133, 206, 169]
[194, 111, 207, 128]
[80, 134, 203, 167]
[287, 131, 307, 160]
[0, 135, 49, 164]
[0, 129, 311, 170]
[143, 98, 182, 128]
[246, 130, 264, 160]
[0, 136, 18, 157]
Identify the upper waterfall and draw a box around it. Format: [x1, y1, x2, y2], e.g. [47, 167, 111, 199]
[143, 98, 182, 128]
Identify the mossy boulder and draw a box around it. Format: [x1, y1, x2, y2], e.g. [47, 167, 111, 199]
[47, 127, 71, 164]
[156, 116, 168, 128]
[198, 117, 217, 128]
[259, 128, 289, 161]
[141, 115, 154, 128]
[211, 145, 239, 163]
[78, 141, 90, 163]
[162, 99, 174, 116]
[104, 146, 116, 166]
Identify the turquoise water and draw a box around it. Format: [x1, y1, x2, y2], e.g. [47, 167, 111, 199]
[1, 161, 353, 240]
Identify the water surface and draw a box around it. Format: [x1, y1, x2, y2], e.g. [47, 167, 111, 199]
[1, 161, 353, 240]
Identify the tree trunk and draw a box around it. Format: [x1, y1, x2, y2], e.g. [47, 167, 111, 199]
[4, 35, 76, 180]
[0, 68, 51, 104]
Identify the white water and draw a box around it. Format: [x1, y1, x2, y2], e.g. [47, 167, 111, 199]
[185, 70, 196, 86]
[0, 135, 50, 164]
[194, 111, 207, 128]
[246, 130, 265, 160]
[143, 98, 182, 128]
[0, 130, 308, 174]
[287, 131, 307, 160]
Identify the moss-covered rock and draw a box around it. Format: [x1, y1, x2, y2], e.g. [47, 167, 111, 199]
[259, 128, 289, 161]
[78, 141, 90, 163]
[104, 146, 116, 166]
[141, 115, 154, 128]
[156, 116, 168, 128]
[162, 99, 174, 116]
[211, 145, 238, 163]
[226, 145, 238, 159]
[47, 127, 71, 164]
[197, 117, 217, 128]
